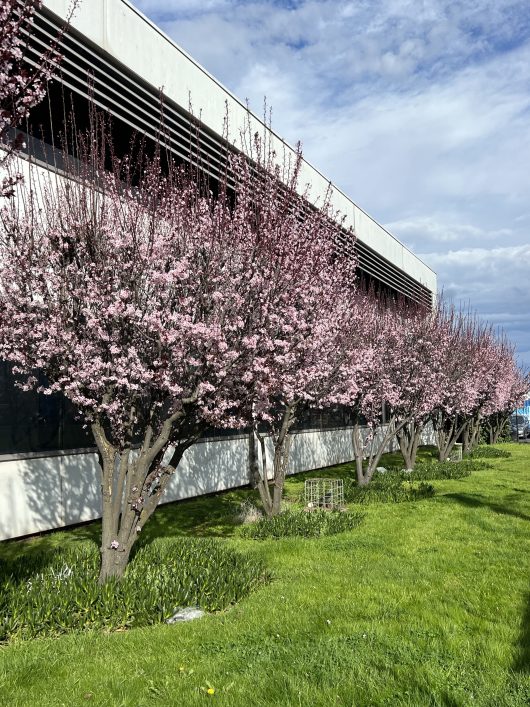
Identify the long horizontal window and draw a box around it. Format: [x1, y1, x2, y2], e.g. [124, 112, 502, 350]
[0, 363, 357, 457]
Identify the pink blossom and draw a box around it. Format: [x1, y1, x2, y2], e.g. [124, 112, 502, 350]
[0, 1, 77, 197]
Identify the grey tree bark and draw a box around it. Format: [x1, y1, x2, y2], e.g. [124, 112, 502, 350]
[249, 402, 297, 517]
[396, 420, 425, 469]
[93, 404, 202, 583]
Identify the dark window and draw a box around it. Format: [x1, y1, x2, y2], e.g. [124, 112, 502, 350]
[0, 362, 92, 455]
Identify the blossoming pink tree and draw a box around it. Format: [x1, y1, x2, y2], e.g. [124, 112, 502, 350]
[0, 0, 76, 196]
[345, 296, 458, 479]
[346, 298, 525, 472]
[427, 310, 477, 460]
[245, 271, 359, 516]
[336, 290, 406, 486]
[460, 335, 528, 452]
[191, 133, 361, 517]
[399, 302, 529, 460]
[426, 310, 506, 460]
[387, 301, 460, 468]
[481, 359, 528, 444]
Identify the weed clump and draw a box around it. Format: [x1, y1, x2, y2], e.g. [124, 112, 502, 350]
[344, 474, 435, 504]
[0, 537, 268, 642]
[406, 458, 491, 480]
[242, 508, 364, 540]
[468, 446, 511, 459]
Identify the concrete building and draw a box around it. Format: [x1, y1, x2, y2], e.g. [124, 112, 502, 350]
[0, 0, 437, 540]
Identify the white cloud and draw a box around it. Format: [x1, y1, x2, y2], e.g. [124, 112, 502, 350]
[132, 0, 231, 15]
[386, 216, 513, 249]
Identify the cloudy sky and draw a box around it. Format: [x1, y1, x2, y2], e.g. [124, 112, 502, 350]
[131, 0, 530, 367]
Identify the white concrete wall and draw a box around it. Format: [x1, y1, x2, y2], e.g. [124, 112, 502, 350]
[0, 424, 438, 541]
[0, 451, 102, 540]
[42, 0, 436, 295]
[0, 428, 356, 540]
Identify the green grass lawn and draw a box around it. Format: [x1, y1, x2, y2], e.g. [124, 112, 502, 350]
[1, 443, 530, 706]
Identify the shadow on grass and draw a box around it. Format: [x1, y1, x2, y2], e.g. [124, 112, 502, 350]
[0, 489, 258, 588]
[380, 444, 438, 467]
[0, 516, 104, 582]
[443, 493, 530, 523]
[0, 536, 61, 581]
[514, 592, 530, 673]
[0, 486, 256, 570]
[0, 519, 102, 564]
[137, 487, 253, 546]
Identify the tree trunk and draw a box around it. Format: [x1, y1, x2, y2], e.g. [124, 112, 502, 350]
[271, 432, 292, 516]
[352, 416, 406, 486]
[99, 543, 134, 581]
[462, 417, 481, 456]
[487, 413, 508, 444]
[249, 404, 297, 517]
[433, 413, 468, 461]
[471, 419, 482, 450]
[270, 403, 297, 516]
[488, 425, 494, 445]
[396, 420, 424, 469]
[432, 412, 454, 461]
[462, 420, 473, 456]
[365, 417, 405, 481]
[248, 427, 273, 516]
[97, 447, 187, 583]
[351, 421, 367, 485]
[92, 412, 202, 583]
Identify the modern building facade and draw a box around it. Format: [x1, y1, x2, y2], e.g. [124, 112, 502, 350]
[0, 0, 437, 539]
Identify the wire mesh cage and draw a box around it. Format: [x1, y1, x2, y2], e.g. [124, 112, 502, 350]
[304, 478, 344, 511]
[448, 442, 463, 462]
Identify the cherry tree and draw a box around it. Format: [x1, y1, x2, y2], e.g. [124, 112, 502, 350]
[384, 299, 474, 469]
[462, 337, 528, 451]
[459, 332, 505, 454]
[387, 301, 447, 469]
[0, 0, 76, 196]
[345, 296, 444, 481]
[427, 310, 503, 460]
[198, 134, 360, 517]
[0, 138, 232, 579]
[428, 310, 474, 460]
[334, 290, 404, 486]
[482, 359, 528, 444]
[245, 277, 359, 516]
[346, 298, 524, 473]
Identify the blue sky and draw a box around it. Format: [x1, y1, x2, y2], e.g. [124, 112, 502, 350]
[131, 0, 530, 368]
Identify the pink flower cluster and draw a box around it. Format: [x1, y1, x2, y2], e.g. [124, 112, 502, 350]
[0, 1, 52, 195]
[0, 130, 356, 452]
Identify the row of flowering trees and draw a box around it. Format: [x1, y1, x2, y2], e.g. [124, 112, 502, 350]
[0, 5, 526, 579]
[0, 112, 360, 579]
[318, 293, 527, 485]
[0, 112, 526, 579]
